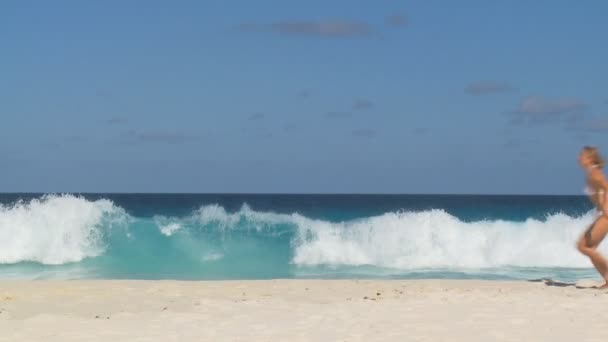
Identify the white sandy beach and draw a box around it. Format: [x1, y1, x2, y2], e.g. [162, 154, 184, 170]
[0, 279, 606, 341]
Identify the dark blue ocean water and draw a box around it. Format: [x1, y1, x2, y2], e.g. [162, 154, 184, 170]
[0, 193, 600, 282]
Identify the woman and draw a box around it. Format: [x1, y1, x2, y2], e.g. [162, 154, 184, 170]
[577, 146, 608, 288]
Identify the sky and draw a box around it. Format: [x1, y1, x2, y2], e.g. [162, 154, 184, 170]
[1, 0, 607, 194]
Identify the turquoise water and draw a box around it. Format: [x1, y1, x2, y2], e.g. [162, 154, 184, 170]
[0, 193, 600, 282]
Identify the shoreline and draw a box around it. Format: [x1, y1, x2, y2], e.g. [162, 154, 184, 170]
[1, 279, 607, 341]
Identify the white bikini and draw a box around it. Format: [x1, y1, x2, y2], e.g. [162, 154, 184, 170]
[584, 165, 604, 196]
[584, 186, 603, 196]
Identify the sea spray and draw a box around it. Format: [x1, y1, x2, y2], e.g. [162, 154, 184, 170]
[0, 195, 129, 264]
[0, 194, 598, 280]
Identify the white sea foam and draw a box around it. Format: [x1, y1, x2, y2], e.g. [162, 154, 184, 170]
[0, 195, 128, 265]
[154, 216, 183, 237]
[201, 252, 224, 261]
[193, 205, 599, 269]
[194, 203, 299, 231]
[292, 210, 599, 269]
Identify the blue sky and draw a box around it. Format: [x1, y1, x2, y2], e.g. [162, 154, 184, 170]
[1, 0, 607, 194]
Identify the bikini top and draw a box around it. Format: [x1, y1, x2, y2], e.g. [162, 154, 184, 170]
[585, 165, 604, 196]
[584, 186, 604, 196]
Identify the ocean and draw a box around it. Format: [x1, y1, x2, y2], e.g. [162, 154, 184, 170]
[0, 193, 601, 282]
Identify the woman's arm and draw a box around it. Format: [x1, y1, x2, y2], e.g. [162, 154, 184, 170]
[602, 184, 608, 214]
[591, 170, 608, 213]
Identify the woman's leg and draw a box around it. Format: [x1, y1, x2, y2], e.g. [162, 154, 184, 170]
[577, 216, 608, 286]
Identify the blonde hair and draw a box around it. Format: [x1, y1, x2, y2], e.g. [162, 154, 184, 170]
[584, 146, 605, 168]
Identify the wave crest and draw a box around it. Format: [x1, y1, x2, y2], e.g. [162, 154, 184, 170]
[0, 195, 129, 265]
[187, 205, 598, 269]
[293, 209, 598, 269]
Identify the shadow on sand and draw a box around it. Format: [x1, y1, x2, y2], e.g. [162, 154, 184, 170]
[528, 278, 597, 289]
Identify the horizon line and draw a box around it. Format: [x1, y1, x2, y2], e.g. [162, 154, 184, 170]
[0, 192, 586, 197]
